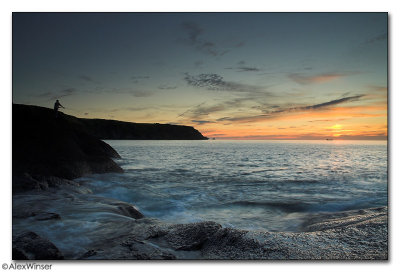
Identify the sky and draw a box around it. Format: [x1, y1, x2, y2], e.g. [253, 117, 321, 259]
[12, 12, 387, 140]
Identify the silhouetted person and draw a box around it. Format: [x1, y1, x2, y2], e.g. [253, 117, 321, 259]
[54, 100, 64, 118]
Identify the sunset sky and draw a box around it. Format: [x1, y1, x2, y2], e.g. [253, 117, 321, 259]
[12, 12, 387, 140]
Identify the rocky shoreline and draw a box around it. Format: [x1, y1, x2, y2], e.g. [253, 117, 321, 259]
[12, 180, 388, 260]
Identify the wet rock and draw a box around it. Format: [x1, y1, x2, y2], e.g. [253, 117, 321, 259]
[13, 173, 88, 194]
[122, 239, 177, 260]
[13, 174, 84, 194]
[148, 208, 388, 260]
[13, 232, 64, 260]
[12, 173, 48, 193]
[83, 239, 177, 260]
[13, 210, 61, 221]
[33, 175, 80, 188]
[126, 218, 169, 241]
[79, 250, 97, 259]
[113, 202, 144, 219]
[33, 212, 61, 221]
[201, 228, 265, 259]
[163, 221, 222, 251]
[300, 207, 388, 232]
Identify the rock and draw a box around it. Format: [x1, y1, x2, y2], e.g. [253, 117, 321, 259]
[121, 239, 177, 260]
[12, 173, 48, 193]
[138, 208, 387, 260]
[13, 104, 123, 192]
[163, 221, 222, 251]
[13, 232, 64, 260]
[13, 173, 84, 193]
[79, 250, 97, 259]
[33, 212, 61, 221]
[12, 248, 28, 260]
[34, 175, 80, 188]
[13, 210, 61, 221]
[114, 202, 144, 219]
[81, 239, 177, 260]
[85, 199, 145, 220]
[201, 227, 265, 259]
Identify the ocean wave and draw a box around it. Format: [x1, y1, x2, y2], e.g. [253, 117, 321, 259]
[222, 196, 387, 214]
[227, 200, 310, 212]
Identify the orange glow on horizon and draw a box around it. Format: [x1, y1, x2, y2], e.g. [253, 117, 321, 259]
[198, 103, 387, 140]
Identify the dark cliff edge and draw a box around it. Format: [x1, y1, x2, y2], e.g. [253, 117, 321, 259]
[12, 104, 124, 192]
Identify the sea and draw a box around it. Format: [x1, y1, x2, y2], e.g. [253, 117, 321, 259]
[77, 140, 388, 232]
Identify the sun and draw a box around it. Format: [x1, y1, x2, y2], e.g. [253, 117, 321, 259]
[330, 124, 343, 138]
[331, 124, 342, 130]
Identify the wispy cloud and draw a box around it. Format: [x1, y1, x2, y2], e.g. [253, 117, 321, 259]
[364, 33, 387, 45]
[128, 90, 152, 97]
[130, 75, 150, 84]
[184, 73, 263, 93]
[188, 104, 227, 117]
[177, 101, 207, 118]
[87, 106, 153, 114]
[110, 88, 153, 97]
[178, 96, 262, 119]
[131, 76, 150, 80]
[207, 133, 228, 137]
[177, 92, 365, 125]
[79, 75, 95, 82]
[216, 94, 365, 123]
[297, 95, 364, 110]
[194, 60, 204, 68]
[78, 75, 102, 85]
[308, 118, 347, 123]
[57, 88, 77, 98]
[181, 21, 221, 56]
[35, 92, 53, 98]
[191, 120, 215, 125]
[34, 88, 78, 100]
[124, 106, 152, 112]
[288, 72, 349, 84]
[237, 67, 261, 72]
[216, 115, 269, 123]
[181, 21, 244, 57]
[158, 84, 178, 90]
[225, 61, 262, 72]
[226, 66, 261, 72]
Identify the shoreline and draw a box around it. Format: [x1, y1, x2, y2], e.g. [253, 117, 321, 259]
[12, 182, 388, 260]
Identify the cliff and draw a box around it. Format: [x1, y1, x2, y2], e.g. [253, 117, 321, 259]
[13, 104, 124, 191]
